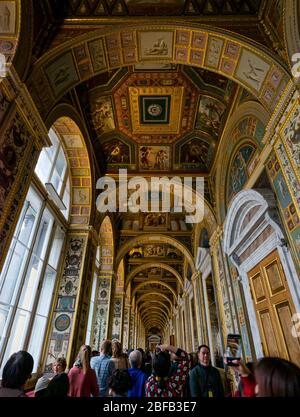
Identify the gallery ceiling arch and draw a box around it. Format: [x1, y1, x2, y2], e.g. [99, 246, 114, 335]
[11, 0, 297, 338]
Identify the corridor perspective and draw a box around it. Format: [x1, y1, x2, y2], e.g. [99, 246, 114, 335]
[0, 0, 300, 398]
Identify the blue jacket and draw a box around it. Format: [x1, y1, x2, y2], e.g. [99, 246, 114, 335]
[127, 368, 147, 397]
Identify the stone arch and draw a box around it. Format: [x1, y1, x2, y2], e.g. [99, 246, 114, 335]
[44, 112, 94, 225]
[140, 307, 169, 322]
[137, 299, 172, 316]
[136, 292, 173, 310]
[143, 317, 168, 329]
[144, 318, 166, 329]
[116, 234, 195, 273]
[223, 188, 300, 358]
[125, 262, 183, 291]
[27, 24, 292, 118]
[215, 101, 269, 222]
[132, 280, 177, 299]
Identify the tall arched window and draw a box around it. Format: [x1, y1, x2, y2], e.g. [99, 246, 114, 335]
[0, 128, 70, 375]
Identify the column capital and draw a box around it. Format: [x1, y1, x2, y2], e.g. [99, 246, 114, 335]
[209, 226, 223, 250]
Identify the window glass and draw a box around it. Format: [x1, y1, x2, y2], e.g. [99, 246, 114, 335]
[62, 176, 70, 219]
[18, 255, 43, 312]
[0, 304, 11, 352]
[0, 241, 28, 305]
[0, 123, 72, 375]
[36, 265, 56, 316]
[32, 209, 54, 260]
[0, 183, 65, 376]
[48, 227, 65, 269]
[27, 315, 47, 373]
[1, 308, 31, 369]
[34, 151, 51, 185]
[34, 128, 70, 215]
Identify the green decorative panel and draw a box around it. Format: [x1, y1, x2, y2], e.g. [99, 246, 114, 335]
[140, 95, 171, 124]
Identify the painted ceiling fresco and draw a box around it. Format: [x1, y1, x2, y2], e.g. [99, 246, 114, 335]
[81, 65, 236, 173]
[27, 0, 286, 336]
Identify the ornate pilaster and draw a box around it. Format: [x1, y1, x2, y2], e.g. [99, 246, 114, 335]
[44, 230, 90, 372]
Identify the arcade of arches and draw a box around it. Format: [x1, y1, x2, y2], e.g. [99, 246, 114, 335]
[1, 0, 300, 390]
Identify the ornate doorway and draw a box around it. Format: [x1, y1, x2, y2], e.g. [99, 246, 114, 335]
[248, 249, 300, 366]
[224, 189, 300, 359]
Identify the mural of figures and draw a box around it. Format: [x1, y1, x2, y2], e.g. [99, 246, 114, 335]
[0, 2, 16, 34]
[0, 112, 30, 217]
[144, 212, 167, 227]
[139, 146, 169, 170]
[90, 96, 115, 135]
[283, 106, 300, 167]
[228, 144, 255, 201]
[102, 139, 130, 165]
[179, 138, 210, 170]
[273, 172, 292, 209]
[44, 52, 79, 97]
[195, 96, 226, 138]
[139, 31, 173, 60]
[0, 88, 10, 124]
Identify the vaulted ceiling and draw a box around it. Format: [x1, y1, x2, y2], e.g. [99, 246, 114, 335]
[76, 64, 237, 175]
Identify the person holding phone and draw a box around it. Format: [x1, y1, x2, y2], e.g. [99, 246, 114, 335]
[189, 345, 224, 397]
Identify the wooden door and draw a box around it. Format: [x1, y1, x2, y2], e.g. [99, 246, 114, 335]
[248, 249, 300, 366]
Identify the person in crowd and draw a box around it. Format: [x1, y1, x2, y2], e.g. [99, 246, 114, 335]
[145, 344, 190, 397]
[144, 350, 153, 377]
[0, 351, 34, 397]
[34, 357, 67, 397]
[189, 344, 224, 397]
[44, 372, 69, 397]
[68, 344, 99, 397]
[108, 369, 132, 397]
[254, 357, 300, 397]
[188, 352, 199, 370]
[183, 352, 199, 396]
[231, 360, 256, 397]
[90, 339, 115, 396]
[127, 350, 147, 397]
[112, 341, 128, 369]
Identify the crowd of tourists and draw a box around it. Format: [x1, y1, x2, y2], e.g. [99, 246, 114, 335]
[0, 340, 300, 397]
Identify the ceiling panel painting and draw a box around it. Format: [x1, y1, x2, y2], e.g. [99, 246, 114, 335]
[194, 95, 226, 139]
[138, 31, 174, 60]
[114, 70, 198, 144]
[89, 95, 116, 135]
[175, 136, 213, 172]
[139, 145, 170, 171]
[101, 137, 136, 169]
[130, 86, 183, 134]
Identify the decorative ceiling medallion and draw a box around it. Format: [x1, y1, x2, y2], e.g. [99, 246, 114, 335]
[140, 96, 170, 124]
[129, 86, 183, 134]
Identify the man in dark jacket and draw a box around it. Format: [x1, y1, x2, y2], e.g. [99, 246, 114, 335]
[127, 350, 147, 397]
[189, 345, 224, 397]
